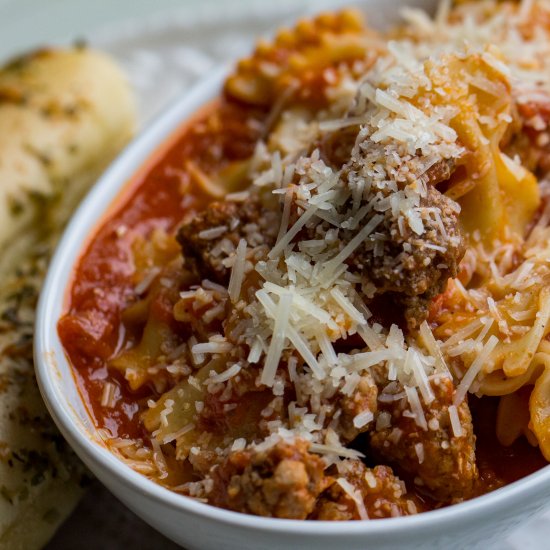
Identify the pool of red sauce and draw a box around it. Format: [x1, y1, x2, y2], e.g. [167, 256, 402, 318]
[58, 94, 547, 508]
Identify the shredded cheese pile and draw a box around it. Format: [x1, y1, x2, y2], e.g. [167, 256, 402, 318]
[218, 43, 475, 455]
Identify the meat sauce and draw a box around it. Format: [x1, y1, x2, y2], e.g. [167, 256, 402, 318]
[58, 97, 265, 440]
[58, 94, 545, 506]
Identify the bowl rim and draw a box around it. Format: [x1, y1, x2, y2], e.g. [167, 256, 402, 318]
[34, 61, 550, 539]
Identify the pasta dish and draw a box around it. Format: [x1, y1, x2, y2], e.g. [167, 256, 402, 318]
[59, 0, 550, 520]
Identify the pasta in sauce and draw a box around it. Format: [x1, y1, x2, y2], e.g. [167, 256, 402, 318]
[60, 1, 550, 519]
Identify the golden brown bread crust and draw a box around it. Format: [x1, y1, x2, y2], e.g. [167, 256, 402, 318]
[0, 244, 89, 550]
[0, 46, 136, 549]
[0, 47, 136, 276]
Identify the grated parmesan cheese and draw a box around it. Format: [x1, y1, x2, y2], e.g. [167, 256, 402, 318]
[454, 335, 499, 405]
[353, 410, 374, 429]
[260, 293, 292, 387]
[198, 225, 228, 240]
[206, 363, 242, 384]
[336, 478, 369, 520]
[448, 405, 463, 438]
[404, 386, 428, 431]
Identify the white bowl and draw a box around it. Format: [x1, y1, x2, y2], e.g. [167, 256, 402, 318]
[34, 1, 550, 548]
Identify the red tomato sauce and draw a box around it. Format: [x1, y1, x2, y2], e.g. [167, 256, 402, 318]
[58, 96, 265, 440]
[471, 395, 547, 489]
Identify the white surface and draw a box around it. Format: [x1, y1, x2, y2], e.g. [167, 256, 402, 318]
[12, 0, 548, 547]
